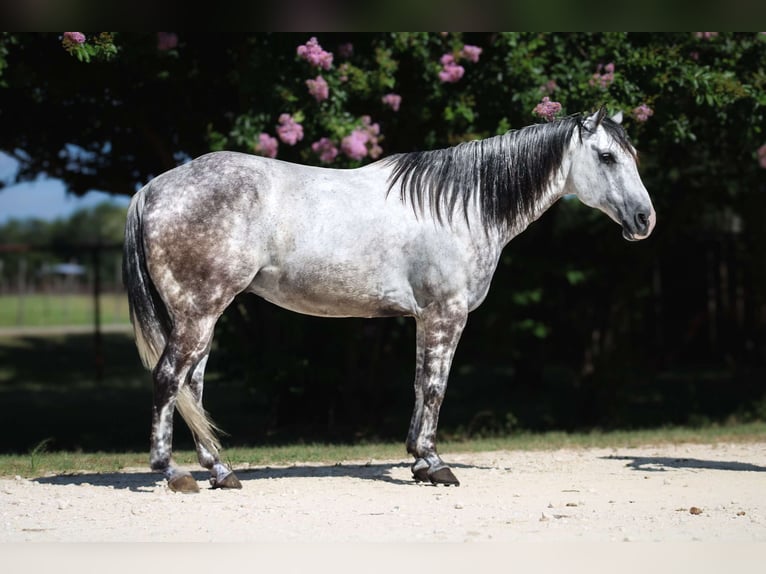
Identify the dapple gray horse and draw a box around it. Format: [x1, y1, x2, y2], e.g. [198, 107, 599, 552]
[123, 108, 655, 492]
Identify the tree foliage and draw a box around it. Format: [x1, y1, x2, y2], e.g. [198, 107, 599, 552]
[1, 33, 765, 438]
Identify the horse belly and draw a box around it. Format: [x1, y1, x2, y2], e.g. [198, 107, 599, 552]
[247, 261, 414, 319]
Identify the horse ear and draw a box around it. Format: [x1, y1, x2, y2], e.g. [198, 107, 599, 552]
[610, 110, 624, 124]
[583, 107, 607, 132]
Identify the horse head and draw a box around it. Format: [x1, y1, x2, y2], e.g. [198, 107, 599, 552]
[567, 107, 656, 241]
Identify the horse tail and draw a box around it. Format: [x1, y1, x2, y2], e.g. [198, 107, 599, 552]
[123, 187, 223, 452]
[176, 385, 223, 453]
[123, 185, 170, 370]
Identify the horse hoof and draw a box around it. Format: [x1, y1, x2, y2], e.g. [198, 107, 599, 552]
[211, 472, 242, 489]
[429, 467, 460, 486]
[412, 467, 430, 483]
[168, 474, 200, 493]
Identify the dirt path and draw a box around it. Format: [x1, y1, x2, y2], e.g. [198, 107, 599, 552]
[2, 442, 764, 543]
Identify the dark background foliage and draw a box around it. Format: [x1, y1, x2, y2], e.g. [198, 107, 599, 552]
[1, 33, 765, 448]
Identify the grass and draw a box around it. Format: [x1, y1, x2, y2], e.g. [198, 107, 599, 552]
[2, 421, 764, 479]
[0, 293, 130, 327]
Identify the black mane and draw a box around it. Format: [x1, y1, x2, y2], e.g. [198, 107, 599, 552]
[385, 114, 633, 229]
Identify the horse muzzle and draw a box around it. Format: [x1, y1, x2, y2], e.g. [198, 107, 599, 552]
[621, 207, 656, 241]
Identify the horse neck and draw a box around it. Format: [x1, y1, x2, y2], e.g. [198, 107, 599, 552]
[499, 143, 574, 246]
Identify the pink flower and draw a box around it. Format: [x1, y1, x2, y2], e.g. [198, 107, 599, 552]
[311, 137, 339, 163]
[694, 32, 719, 40]
[254, 133, 278, 158]
[532, 97, 562, 122]
[276, 113, 304, 146]
[590, 62, 615, 89]
[63, 32, 86, 45]
[297, 37, 333, 70]
[460, 44, 482, 63]
[758, 144, 766, 169]
[632, 104, 654, 123]
[342, 130, 369, 160]
[341, 116, 383, 161]
[306, 75, 329, 102]
[382, 93, 402, 112]
[438, 54, 465, 83]
[157, 32, 178, 51]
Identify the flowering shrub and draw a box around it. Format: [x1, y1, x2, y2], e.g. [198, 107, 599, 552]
[61, 32, 117, 62]
[201, 31, 766, 195]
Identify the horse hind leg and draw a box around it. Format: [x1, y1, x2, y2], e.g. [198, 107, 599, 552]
[186, 351, 242, 489]
[150, 317, 221, 493]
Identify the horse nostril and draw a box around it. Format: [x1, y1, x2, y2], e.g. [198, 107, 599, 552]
[635, 211, 649, 232]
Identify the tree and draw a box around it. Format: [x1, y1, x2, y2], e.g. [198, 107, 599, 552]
[2, 33, 765, 435]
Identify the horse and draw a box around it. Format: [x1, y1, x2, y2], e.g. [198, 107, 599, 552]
[123, 107, 655, 493]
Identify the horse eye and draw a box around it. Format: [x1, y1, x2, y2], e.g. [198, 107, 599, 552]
[599, 152, 615, 164]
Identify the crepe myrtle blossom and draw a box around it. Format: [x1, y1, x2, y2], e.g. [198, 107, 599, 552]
[341, 116, 382, 161]
[438, 45, 482, 84]
[297, 37, 333, 70]
[532, 97, 562, 122]
[590, 62, 615, 89]
[341, 130, 368, 160]
[633, 104, 654, 123]
[438, 54, 465, 83]
[306, 75, 329, 102]
[460, 44, 482, 63]
[276, 114, 304, 146]
[382, 93, 402, 112]
[758, 144, 766, 169]
[254, 133, 278, 158]
[312, 137, 339, 163]
[63, 32, 86, 45]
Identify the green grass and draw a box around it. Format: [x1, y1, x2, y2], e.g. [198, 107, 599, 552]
[2, 421, 764, 479]
[0, 293, 130, 327]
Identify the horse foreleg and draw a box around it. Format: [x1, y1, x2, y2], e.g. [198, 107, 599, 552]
[406, 299, 467, 486]
[187, 352, 241, 489]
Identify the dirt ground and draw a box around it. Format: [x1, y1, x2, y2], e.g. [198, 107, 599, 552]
[1, 442, 765, 543]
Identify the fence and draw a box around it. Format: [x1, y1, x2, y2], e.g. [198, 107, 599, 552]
[0, 241, 128, 380]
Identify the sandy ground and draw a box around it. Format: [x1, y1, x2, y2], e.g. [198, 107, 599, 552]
[1, 442, 765, 544]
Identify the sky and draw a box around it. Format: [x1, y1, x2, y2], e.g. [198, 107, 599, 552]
[0, 152, 131, 224]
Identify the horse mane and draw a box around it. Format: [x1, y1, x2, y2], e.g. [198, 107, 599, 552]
[385, 114, 634, 230]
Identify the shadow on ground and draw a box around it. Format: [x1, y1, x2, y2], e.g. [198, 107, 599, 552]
[32, 461, 481, 492]
[603, 455, 766, 473]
